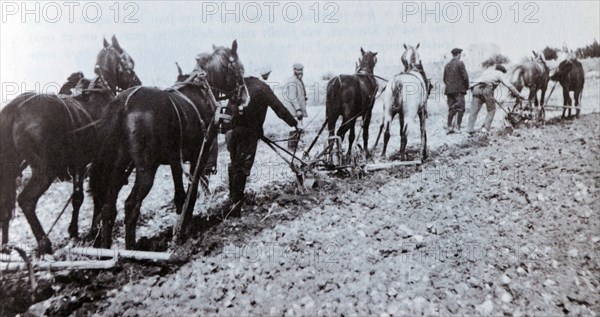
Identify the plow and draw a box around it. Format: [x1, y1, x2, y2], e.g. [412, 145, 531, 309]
[501, 81, 582, 128]
[260, 118, 422, 192]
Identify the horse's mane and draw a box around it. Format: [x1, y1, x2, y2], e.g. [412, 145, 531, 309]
[196, 47, 230, 74]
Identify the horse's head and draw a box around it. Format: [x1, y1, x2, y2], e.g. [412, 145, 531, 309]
[550, 59, 574, 82]
[356, 47, 378, 75]
[195, 40, 249, 111]
[95, 35, 141, 94]
[401, 43, 421, 72]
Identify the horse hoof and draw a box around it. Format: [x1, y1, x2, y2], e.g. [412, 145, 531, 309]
[38, 238, 53, 255]
[68, 227, 78, 239]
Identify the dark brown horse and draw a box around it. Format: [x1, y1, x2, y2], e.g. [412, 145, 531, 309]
[89, 41, 249, 249]
[510, 51, 550, 109]
[0, 36, 140, 254]
[550, 58, 585, 118]
[325, 48, 378, 159]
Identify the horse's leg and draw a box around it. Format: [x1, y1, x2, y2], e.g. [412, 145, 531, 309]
[345, 120, 356, 159]
[540, 84, 547, 107]
[99, 152, 129, 249]
[567, 90, 573, 118]
[326, 116, 337, 160]
[399, 115, 408, 161]
[170, 162, 185, 215]
[17, 167, 55, 254]
[336, 119, 352, 160]
[362, 112, 372, 159]
[382, 121, 391, 158]
[561, 87, 569, 118]
[419, 107, 428, 161]
[574, 89, 582, 118]
[124, 165, 158, 250]
[529, 89, 537, 111]
[68, 165, 86, 239]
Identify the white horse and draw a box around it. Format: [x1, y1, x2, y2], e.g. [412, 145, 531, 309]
[378, 44, 428, 161]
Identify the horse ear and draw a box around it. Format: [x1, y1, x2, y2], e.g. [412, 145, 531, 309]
[103, 38, 109, 48]
[231, 39, 238, 56]
[361, 47, 365, 55]
[403, 44, 407, 50]
[532, 50, 537, 57]
[416, 43, 420, 49]
[176, 62, 183, 76]
[373, 52, 378, 57]
[111, 35, 122, 52]
[212, 44, 217, 51]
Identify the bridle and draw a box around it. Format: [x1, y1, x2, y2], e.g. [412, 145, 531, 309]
[209, 57, 246, 102]
[95, 46, 138, 96]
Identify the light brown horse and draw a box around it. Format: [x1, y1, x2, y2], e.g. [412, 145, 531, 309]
[510, 51, 550, 109]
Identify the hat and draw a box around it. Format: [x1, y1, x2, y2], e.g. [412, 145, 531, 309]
[293, 63, 304, 70]
[495, 64, 507, 73]
[451, 48, 463, 55]
[258, 66, 272, 76]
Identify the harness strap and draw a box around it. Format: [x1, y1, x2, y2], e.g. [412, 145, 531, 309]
[166, 88, 205, 127]
[124, 86, 144, 108]
[55, 97, 78, 133]
[168, 96, 193, 181]
[15, 93, 38, 109]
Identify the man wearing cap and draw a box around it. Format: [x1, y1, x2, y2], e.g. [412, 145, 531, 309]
[443, 48, 470, 133]
[283, 63, 308, 150]
[467, 64, 526, 134]
[226, 76, 300, 217]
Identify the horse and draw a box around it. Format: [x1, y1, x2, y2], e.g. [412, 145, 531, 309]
[0, 35, 141, 254]
[89, 40, 249, 249]
[510, 51, 550, 109]
[378, 44, 428, 161]
[550, 57, 585, 118]
[325, 48, 378, 159]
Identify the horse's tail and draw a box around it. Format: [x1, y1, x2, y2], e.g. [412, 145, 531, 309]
[382, 79, 401, 124]
[89, 97, 127, 201]
[325, 76, 342, 123]
[511, 66, 525, 92]
[0, 101, 20, 227]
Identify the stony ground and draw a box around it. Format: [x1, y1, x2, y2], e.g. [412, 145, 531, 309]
[1, 71, 598, 317]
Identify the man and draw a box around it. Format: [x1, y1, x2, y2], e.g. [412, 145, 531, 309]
[283, 63, 308, 150]
[58, 72, 85, 95]
[467, 64, 526, 134]
[226, 76, 300, 217]
[443, 48, 469, 133]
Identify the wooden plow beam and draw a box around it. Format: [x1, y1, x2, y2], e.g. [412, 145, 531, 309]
[364, 160, 422, 172]
[1, 259, 116, 272]
[542, 105, 581, 110]
[69, 247, 172, 261]
[1, 248, 173, 273]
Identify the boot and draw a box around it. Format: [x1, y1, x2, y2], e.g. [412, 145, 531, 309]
[456, 112, 464, 131]
[227, 171, 246, 218]
[447, 112, 455, 133]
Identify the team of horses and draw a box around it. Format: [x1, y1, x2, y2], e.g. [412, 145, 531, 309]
[0, 37, 587, 254]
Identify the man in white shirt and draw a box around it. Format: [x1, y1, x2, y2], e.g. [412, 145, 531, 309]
[467, 64, 525, 134]
[283, 63, 308, 150]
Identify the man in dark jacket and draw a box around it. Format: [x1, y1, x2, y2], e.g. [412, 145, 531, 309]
[226, 76, 299, 216]
[443, 48, 470, 133]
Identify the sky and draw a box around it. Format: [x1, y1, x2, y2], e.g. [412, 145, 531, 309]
[1, 0, 599, 98]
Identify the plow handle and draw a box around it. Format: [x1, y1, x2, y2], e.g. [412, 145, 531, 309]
[303, 120, 328, 158]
